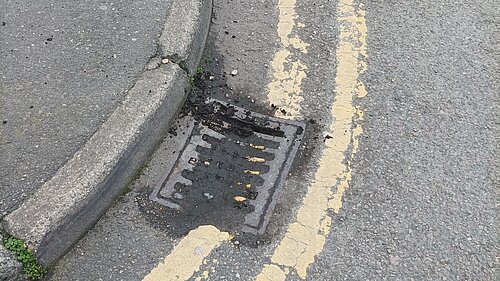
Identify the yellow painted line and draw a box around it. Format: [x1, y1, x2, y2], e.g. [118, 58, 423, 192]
[267, 0, 309, 119]
[246, 156, 266, 163]
[244, 170, 261, 175]
[143, 225, 230, 281]
[257, 0, 367, 279]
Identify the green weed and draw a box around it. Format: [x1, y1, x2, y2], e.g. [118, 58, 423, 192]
[3, 237, 46, 280]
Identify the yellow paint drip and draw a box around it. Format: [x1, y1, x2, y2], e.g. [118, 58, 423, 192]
[257, 0, 367, 279]
[267, 0, 309, 119]
[250, 144, 265, 150]
[246, 156, 266, 163]
[236, 182, 252, 189]
[244, 170, 261, 175]
[143, 225, 230, 281]
[233, 196, 247, 203]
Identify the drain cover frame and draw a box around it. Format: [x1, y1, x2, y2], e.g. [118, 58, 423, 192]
[150, 99, 305, 235]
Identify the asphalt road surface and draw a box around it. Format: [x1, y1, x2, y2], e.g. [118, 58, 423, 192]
[0, 0, 169, 214]
[50, 0, 499, 280]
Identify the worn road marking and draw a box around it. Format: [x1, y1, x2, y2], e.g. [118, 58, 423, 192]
[267, 0, 309, 119]
[257, 0, 367, 279]
[143, 225, 230, 281]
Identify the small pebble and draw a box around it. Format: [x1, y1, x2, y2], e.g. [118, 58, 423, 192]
[231, 70, 238, 76]
[162, 58, 170, 64]
[173, 193, 184, 200]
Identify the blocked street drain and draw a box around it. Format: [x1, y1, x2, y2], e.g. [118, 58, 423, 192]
[150, 99, 304, 235]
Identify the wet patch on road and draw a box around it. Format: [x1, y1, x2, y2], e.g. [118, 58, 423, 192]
[139, 99, 304, 239]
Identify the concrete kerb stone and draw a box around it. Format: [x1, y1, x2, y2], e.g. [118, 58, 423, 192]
[3, 64, 187, 268]
[1, 0, 213, 272]
[160, 0, 212, 72]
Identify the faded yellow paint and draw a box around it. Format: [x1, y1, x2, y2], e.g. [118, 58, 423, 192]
[256, 264, 286, 281]
[143, 225, 230, 281]
[267, 0, 309, 119]
[246, 156, 266, 163]
[244, 170, 261, 175]
[257, 0, 367, 279]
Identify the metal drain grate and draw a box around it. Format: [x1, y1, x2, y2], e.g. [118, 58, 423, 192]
[150, 99, 305, 235]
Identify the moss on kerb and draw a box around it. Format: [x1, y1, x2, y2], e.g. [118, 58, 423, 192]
[3, 236, 46, 280]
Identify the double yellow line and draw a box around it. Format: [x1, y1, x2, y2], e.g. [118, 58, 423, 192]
[144, 0, 367, 279]
[257, 0, 367, 278]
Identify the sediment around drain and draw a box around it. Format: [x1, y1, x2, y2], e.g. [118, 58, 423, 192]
[140, 99, 305, 238]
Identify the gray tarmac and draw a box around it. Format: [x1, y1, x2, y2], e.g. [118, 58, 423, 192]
[49, 0, 499, 280]
[0, 0, 170, 214]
